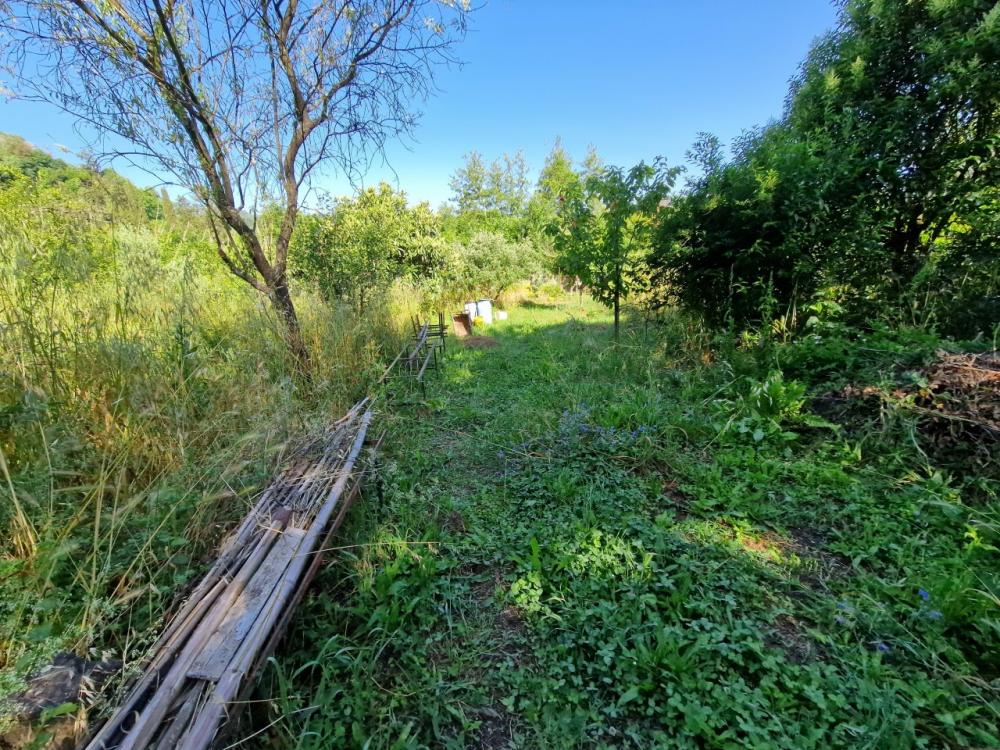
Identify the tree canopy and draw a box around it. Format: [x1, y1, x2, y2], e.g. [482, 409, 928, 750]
[560, 160, 678, 339]
[652, 0, 1000, 335]
[1, 0, 469, 368]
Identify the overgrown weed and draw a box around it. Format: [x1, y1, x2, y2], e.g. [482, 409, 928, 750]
[269, 296, 999, 748]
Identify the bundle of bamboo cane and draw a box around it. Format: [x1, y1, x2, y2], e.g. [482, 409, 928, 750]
[85, 399, 377, 750]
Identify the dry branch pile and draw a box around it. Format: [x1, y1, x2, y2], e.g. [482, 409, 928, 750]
[917, 350, 1000, 431]
[85, 399, 377, 750]
[910, 350, 1000, 469]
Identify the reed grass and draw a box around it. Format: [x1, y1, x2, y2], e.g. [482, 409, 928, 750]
[0, 181, 419, 708]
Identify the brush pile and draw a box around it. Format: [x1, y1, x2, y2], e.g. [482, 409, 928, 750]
[85, 399, 377, 750]
[912, 350, 1000, 469]
[917, 350, 1000, 431]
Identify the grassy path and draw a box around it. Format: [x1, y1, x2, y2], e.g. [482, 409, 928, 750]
[270, 299, 999, 749]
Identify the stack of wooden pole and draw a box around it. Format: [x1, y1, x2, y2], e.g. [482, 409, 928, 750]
[85, 399, 377, 750]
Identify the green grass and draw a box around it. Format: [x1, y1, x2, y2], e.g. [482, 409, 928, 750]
[0, 177, 421, 714]
[268, 298, 999, 749]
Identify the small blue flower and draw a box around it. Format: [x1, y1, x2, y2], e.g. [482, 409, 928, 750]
[918, 588, 930, 602]
[834, 615, 846, 626]
[875, 642, 891, 654]
[927, 610, 943, 620]
[836, 601, 850, 611]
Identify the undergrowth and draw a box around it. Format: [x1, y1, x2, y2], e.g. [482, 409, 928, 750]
[0, 175, 419, 724]
[269, 297, 999, 749]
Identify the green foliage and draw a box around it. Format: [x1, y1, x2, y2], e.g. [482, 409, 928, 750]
[716, 370, 834, 444]
[269, 297, 999, 748]
[290, 183, 443, 311]
[443, 150, 538, 245]
[0, 138, 418, 710]
[654, 0, 1000, 335]
[439, 231, 543, 305]
[448, 150, 530, 218]
[559, 159, 679, 336]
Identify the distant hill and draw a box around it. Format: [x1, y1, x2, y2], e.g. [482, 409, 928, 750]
[0, 132, 173, 222]
[0, 133, 71, 177]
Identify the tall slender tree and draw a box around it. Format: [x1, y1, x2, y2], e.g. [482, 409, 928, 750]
[562, 160, 677, 339]
[1, 0, 469, 371]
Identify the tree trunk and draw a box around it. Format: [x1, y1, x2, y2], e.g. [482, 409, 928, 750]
[613, 290, 620, 342]
[613, 264, 622, 342]
[270, 280, 311, 374]
[887, 211, 926, 286]
[209, 212, 312, 375]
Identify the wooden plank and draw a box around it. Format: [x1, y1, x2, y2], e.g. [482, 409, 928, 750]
[150, 681, 205, 750]
[177, 412, 373, 750]
[108, 523, 286, 750]
[214, 433, 385, 748]
[83, 399, 374, 750]
[187, 527, 306, 682]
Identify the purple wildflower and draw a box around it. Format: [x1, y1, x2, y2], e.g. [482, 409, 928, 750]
[875, 642, 891, 654]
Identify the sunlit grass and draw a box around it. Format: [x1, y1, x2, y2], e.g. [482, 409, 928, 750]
[269, 295, 999, 749]
[0, 202, 420, 709]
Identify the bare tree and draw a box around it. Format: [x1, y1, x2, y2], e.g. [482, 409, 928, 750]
[0, 0, 469, 370]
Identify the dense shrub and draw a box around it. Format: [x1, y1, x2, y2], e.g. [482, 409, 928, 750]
[652, 0, 1000, 337]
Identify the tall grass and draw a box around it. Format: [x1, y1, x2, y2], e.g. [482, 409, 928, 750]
[0, 180, 419, 705]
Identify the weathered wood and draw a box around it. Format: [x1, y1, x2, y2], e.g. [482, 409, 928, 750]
[106, 519, 287, 750]
[85, 399, 382, 750]
[186, 528, 306, 682]
[246, 432, 384, 697]
[150, 682, 204, 750]
[176, 411, 373, 750]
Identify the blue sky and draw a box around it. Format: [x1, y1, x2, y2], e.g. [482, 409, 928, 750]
[1, 0, 838, 207]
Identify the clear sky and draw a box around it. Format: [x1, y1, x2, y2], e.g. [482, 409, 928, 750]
[0, 0, 839, 207]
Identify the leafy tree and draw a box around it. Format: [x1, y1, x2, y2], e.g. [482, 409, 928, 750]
[449, 150, 530, 216]
[447, 231, 542, 303]
[1, 0, 469, 370]
[527, 139, 583, 247]
[653, 0, 1000, 335]
[791, 0, 999, 280]
[654, 125, 832, 325]
[449, 151, 491, 214]
[291, 183, 442, 311]
[445, 150, 532, 241]
[562, 160, 678, 339]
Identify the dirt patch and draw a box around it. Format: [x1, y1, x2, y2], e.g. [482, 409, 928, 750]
[495, 605, 525, 637]
[441, 510, 466, 535]
[765, 614, 818, 664]
[811, 385, 885, 428]
[784, 527, 852, 589]
[462, 336, 499, 349]
[474, 705, 516, 749]
[473, 571, 503, 602]
[789, 527, 850, 567]
[738, 531, 788, 556]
